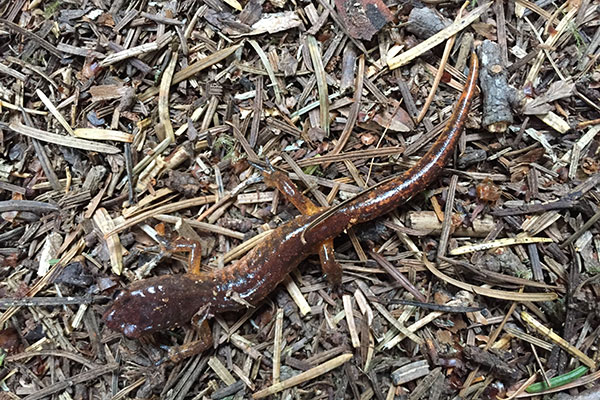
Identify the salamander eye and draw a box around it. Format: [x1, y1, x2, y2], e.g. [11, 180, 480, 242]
[111, 289, 124, 300]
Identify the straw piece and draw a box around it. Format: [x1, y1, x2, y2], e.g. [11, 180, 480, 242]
[306, 35, 330, 135]
[8, 122, 120, 154]
[93, 208, 123, 275]
[158, 47, 178, 143]
[252, 353, 353, 398]
[36, 89, 75, 135]
[73, 128, 133, 142]
[249, 40, 282, 105]
[521, 311, 597, 369]
[449, 236, 553, 255]
[387, 2, 491, 70]
[343, 295, 360, 348]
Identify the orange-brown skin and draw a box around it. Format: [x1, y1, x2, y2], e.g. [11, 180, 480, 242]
[104, 54, 479, 339]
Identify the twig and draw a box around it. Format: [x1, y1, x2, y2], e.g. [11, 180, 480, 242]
[460, 292, 520, 396]
[6, 350, 98, 369]
[0, 200, 58, 213]
[377, 298, 484, 313]
[416, 2, 468, 123]
[22, 363, 119, 400]
[369, 251, 426, 301]
[139, 44, 241, 101]
[0, 296, 97, 308]
[273, 308, 284, 383]
[0, 18, 62, 57]
[328, 55, 365, 158]
[437, 175, 458, 258]
[105, 196, 217, 237]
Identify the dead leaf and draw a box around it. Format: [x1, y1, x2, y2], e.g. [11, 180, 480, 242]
[471, 22, 496, 40]
[523, 80, 575, 115]
[360, 132, 377, 145]
[372, 100, 414, 132]
[98, 12, 115, 27]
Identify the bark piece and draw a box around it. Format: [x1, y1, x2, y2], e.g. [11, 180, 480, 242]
[239, 0, 264, 25]
[463, 345, 522, 381]
[407, 6, 450, 39]
[340, 43, 357, 93]
[477, 40, 514, 133]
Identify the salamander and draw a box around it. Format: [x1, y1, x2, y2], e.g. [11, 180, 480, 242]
[104, 53, 479, 345]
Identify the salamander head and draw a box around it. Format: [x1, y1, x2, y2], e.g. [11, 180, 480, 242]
[103, 276, 188, 338]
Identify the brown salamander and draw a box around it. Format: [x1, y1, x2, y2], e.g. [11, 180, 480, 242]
[104, 53, 479, 342]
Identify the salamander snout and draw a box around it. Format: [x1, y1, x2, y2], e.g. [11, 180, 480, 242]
[103, 283, 172, 338]
[103, 289, 148, 338]
[103, 275, 191, 338]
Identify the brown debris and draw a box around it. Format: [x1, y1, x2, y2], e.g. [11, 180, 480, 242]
[463, 345, 523, 381]
[333, 0, 393, 40]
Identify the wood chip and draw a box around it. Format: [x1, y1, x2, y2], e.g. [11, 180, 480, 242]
[208, 356, 237, 386]
[284, 275, 311, 316]
[391, 360, 430, 385]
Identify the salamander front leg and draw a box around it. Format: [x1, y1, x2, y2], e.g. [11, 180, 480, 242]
[158, 320, 213, 364]
[158, 237, 203, 275]
[258, 162, 343, 286]
[319, 239, 342, 286]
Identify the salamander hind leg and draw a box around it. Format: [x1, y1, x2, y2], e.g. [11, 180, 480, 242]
[259, 162, 344, 287]
[262, 166, 322, 215]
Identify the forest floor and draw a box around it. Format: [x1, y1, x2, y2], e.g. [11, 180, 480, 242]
[1, 0, 600, 399]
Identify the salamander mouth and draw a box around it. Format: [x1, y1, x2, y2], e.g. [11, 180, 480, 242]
[121, 323, 143, 338]
[103, 307, 120, 329]
[103, 306, 145, 338]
